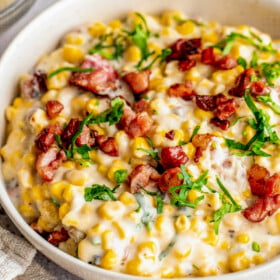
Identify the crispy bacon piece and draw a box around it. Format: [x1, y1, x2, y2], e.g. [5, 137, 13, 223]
[243, 195, 280, 222]
[229, 68, 256, 97]
[20, 70, 47, 99]
[201, 47, 216, 65]
[96, 135, 118, 157]
[35, 124, 63, 152]
[46, 100, 64, 119]
[210, 117, 230, 130]
[125, 111, 153, 138]
[158, 167, 183, 193]
[196, 95, 216, 111]
[216, 97, 237, 120]
[192, 133, 212, 162]
[178, 59, 196, 71]
[69, 54, 119, 94]
[250, 80, 270, 97]
[165, 130, 175, 140]
[76, 125, 96, 147]
[36, 147, 66, 181]
[161, 146, 188, 170]
[168, 81, 196, 100]
[214, 55, 237, 70]
[123, 70, 151, 94]
[247, 164, 270, 196]
[61, 118, 81, 147]
[266, 174, 280, 197]
[129, 164, 160, 194]
[117, 103, 137, 130]
[47, 228, 69, 246]
[134, 99, 149, 113]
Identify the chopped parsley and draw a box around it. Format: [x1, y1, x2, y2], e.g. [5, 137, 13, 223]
[261, 61, 280, 86]
[169, 165, 207, 208]
[84, 184, 120, 201]
[114, 169, 128, 183]
[50, 197, 61, 206]
[48, 67, 94, 79]
[237, 57, 247, 69]
[189, 125, 201, 142]
[173, 15, 206, 27]
[211, 177, 242, 234]
[136, 147, 160, 161]
[140, 187, 164, 214]
[250, 51, 259, 68]
[158, 237, 177, 260]
[225, 93, 280, 157]
[252, 241, 261, 252]
[258, 93, 280, 115]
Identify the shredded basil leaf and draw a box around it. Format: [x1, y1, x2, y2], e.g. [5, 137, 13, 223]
[84, 184, 120, 201]
[48, 67, 94, 79]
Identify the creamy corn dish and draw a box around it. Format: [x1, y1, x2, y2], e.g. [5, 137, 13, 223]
[2, 10, 280, 278]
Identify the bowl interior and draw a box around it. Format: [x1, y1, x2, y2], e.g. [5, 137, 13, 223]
[1, 0, 280, 279]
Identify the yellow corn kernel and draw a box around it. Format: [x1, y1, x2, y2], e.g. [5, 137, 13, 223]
[114, 130, 128, 146]
[148, 42, 161, 56]
[97, 164, 108, 176]
[62, 185, 73, 202]
[37, 200, 59, 232]
[155, 214, 166, 232]
[176, 21, 195, 35]
[31, 185, 45, 201]
[47, 69, 71, 90]
[193, 108, 213, 120]
[161, 27, 171, 36]
[202, 31, 219, 45]
[185, 68, 200, 82]
[71, 95, 88, 115]
[18, 203, 38, 221]
[22, 153, 35, 166]
[126, 211, 140, 223]
[276, 213, 280, 230]
[18, 167, 33, 188]
[252, 254, 265, 265]
[212, 67, 242, 85]
[87, 224, 104, 235]
[100, 249, 118, 270]
[163, 204, 175, 215]
[161, 267, 176, 278]
[80, 204, 93, 215]
[237, 233, 250, 244]
[174, 244, 192, 259]
[125, 45, 142, 63]
[119, 191, 137, 206]
[64, 170, 88, 186]
[242, 125, 255, 142]
[88, 123, 105, 135]
[172, 129, 184, 144]
[98, 201, 125, 220]
[220, 241, 231, 250]
[12, 97, 24, 108]
[5, 106, 17, 122]
[85, 98, 99, 114]
[188, 189, 201, 204]
[109, 19, 122, 29]
[112, 221, 126, 239]
[10, 150, 23, 167]
[59, 203, 70, 219]
[107, 159, 125, 183]
[229, 251, 250, 272]
[88, 22, 107, 37]
[203, 229, 218, 246]
[62, 44, 84, 64]
[126, 258, 143, 276]
[131, 137, 150, 158]
[183, 143, 195, 160]
[149, 77, 164, 91]
[101, 229, 113, 250]
[242, 189, 251, 199]
[62, 160, 75, 169]
[138, 241, 157, 260]
[65, 33, 84, 45]
[50, 181, 69, 200]
[190, 217, 204, 236]
[160, 10, 183, 26]
[175, 215, 190, 233]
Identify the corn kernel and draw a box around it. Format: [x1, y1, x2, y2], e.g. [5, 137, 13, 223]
[220, 241, 231, 250]
[101, 229, 113, 250]
[161, 27, 171, 36]
[161, 267, 175, 278]
[107, 159, 125, 182]
[160, 10, 183, 26]
[125, 45, 142, 63]
[155, 214, 166, 232]
[193, 108, 213, 120]
[62, 185, 73, 202]
[212, 68, 240, 85]
[229, 251, 250, 272]
[131, 137, 150, 158]
[202, 31, 219, 44]
[252, 255, 265, 265]
[65, 33, 84, 45]
[126, 258, 143, 276]
[175, 215, 190, 233]
[64, 170, 88, 186]
[109, 19, 122, 29]
[174, 244, 192, 259]
[176, 21, 195, 35]
[188, 189, 201, 204]
[18, 203, 38, 220]
[237, 233, 250, 244]
[98, 201, 125, 220]
[203, 229, 218, 246]
[50, 181, 69, 200]
[97, 164, 108, 176]
[119, 191, 137, 206]
[88, 22, 107, 37]
[185, 68, 200, 82]
[112, 221, 126, 239]
[138, 241, 157, 260]
[276, 213, 280, 230]
[59, 203, 70, 219]
[243, 125, 255, 142]
[100, 249, 118, 270]
[62, 160, 75, 169]
[62, 44, 84, 64]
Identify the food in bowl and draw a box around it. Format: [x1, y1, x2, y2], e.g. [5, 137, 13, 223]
[1, 10, 280, 277]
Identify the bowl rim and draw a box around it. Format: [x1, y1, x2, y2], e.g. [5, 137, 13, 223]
[0, 0, 280, 279]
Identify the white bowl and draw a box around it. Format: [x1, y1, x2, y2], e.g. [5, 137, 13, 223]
[1, 0, 280, 279]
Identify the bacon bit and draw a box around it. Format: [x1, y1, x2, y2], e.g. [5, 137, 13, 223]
[247, 164, 270, 196]
[229, 68, 256, 97]
[47, 228, 69, 246]
[243, 195, 280, 223]
[36, 147, 66, 181]
[96, 135, 118, 157]
[250, 80, 270, 97]
[266, 174, 280, 197]
[35, 124, 63, 152]
[178, 59, 196, 71]
[61, 118, 81, 147]
[201, 47, 216, 65]
[216, 97, 237, 120]
[69, 54, 119, 94]
[161, 146, 188, 170]
[168, 81, 196, 100]
[196, 95, 216, 111]
[20, 70, 47, 99]
[117, 103, 137, 130]
[214, 55, 238, 70]
[46, 100, 64, 119]
[210, 117, 230, 130]
[134, 99, 149, 113]
[76, 125, 96, 147]
[129, 164, 160, 194]
[158, 167, 183, 193]
[192, 133, 212, 162]
[165, 130, 175, 140]
[123, 70, 151, 94]
[125, 111, 153, 138]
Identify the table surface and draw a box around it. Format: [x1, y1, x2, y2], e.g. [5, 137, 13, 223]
[0, 1, 280, 280]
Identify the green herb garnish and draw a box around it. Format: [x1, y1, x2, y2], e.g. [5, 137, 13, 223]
[173, 16, 206, 27]
[252, 241, 261, 252]
[136, 148, 160, 161]
[261, 61, 280, 86]
[237, 57, 247, 69]
[140, 187, 164, 214]
[189, 125, 201, 142]
[50, 197, 61, 206]
[114, 169, 128, 183]
[84, 184, 120, 201]
[159, 237, 177, 260]
[48, 67, 94, 79]
[211, 177, 242, 234]
[258, 93, 280, 115]
[250, 51, 258, 68]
